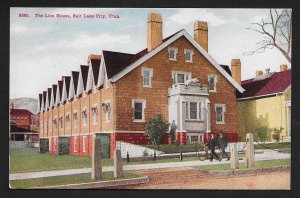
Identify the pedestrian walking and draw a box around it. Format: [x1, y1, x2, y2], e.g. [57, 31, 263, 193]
[208, 132, 221, 162]
[218, 130, 230, 161]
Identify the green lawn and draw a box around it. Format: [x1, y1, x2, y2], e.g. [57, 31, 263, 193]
[143, 143, 204, 154]
[193, 159, 290, 171]
[10, 171, 140, 189]
[10, 148, 113, 173]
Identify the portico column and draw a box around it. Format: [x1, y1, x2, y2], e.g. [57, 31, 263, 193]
[205, 98, 211, 132]
[179, 97, 183, 131]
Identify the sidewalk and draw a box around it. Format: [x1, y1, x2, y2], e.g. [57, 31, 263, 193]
[9, 150, 290, 181]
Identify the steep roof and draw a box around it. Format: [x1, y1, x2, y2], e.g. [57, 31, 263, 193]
[220, 65, 232, 76]
[80, 65, 89, 90]
[47, 88, 52, 106]
[91, 59, 101, 85]
[10, 108, 33, 116]
[38, 94, 42, 111]
[237, 69, 291, 99]
[43, 91, 47, 109]
[58, 80, 64, 99]
[52, 84, 57, 103]
[71, 71, 79, 95]
[64, 76, 71, 98]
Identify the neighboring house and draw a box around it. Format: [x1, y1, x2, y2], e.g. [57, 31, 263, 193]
[38, 13, 245, 158]
[237, 65, 291, 142]
[10, 103, 33, 130]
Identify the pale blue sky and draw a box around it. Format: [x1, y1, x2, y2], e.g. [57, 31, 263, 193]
[10, 8, 291, 98]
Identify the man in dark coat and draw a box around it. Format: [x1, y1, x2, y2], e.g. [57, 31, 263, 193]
[208, 133, 221, 161]
[218, 131, 230, 161]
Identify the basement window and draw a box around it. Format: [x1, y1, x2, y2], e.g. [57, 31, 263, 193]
[215, 104, 226, 124]
[132, 99, 146, 122]
[168, 47, 178, 61]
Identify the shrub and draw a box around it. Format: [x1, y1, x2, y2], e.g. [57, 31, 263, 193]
[271, 127, 284, 142]
[145, 114, 170, 145]
[255, 126, 269, 143]
[169, 120, 177, 144]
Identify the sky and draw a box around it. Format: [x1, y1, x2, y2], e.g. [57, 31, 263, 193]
[10, 8, 291, 99]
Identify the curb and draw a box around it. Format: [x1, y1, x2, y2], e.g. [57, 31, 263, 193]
[31, 176, 149, 189]
[200, 165, 290, 176]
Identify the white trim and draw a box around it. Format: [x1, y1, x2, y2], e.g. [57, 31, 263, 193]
[168, 47, 178, 61]
[184, 49, 194, 63]
[215, 104, 226, 124]
[132, 99, 146, 122]
[86, 64, 94, 92]
[74, 136, 77, 152]
[141, 67, 153, 88]
[97, 53, 105, 88]
[110, 30, 245, 93]
[82, 135, 87, 153]
[237, 92, 281, 101]
[55, 83, 61, 106]
[283, 84, 291, 93]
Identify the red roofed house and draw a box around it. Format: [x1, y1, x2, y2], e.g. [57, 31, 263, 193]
[10, 103, 32, 130]
[237, 65, 291, 142]
[39, 13, 245, 158]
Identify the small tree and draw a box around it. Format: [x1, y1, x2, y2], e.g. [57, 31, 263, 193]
[271, 127, 284, 142]
[255, 126, 269, 143]
[169, 120, 177, 144]
[145, 114, 170, 146]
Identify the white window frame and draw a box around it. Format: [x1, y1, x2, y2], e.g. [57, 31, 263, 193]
[208, 75, 218, 92]
[83, 136, 87, 153]
[184, 49, 194, 63]
[132, 99, 146, 122]
[92, 104, 98, 125]
[73, 111, 78, 128]
[103, 101, 111, 123]
[185, 101, 202, 121]
[215, 104, 226, 124]
[168, 47, 178, 61]
[172, 71, 192, 84]
[105, 74, 110, 89]
[141, 67, 153, 88]
[82, 108, 87, 127]
[66, 113, 70, 129]
[74, 136, 77, 152]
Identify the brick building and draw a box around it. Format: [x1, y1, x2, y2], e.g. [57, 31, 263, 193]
[38, 13, 245, 158]
[10, 103, 33, 130]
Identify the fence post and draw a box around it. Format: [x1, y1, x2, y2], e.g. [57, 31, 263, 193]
[126, 151, 130, 163]
[230, 143, 239, 169]
[245, 133, 255, 168]
[91, 135, 102, 181]
[114, 149, 123, 178]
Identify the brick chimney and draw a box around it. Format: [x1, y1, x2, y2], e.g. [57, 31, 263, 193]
[87, 54, 101, 64]
[231, 59, 241, 84]
[256, 70, 263, 77]
[194, 21, 208, 52]
[280, 64, 288, 72]
[147, 13, 163, 52]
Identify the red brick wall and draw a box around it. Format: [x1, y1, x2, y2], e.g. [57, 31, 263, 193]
[114, 36, 238, 136]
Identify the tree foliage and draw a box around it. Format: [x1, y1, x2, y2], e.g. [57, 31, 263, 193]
[255, 126, 269, 143]
[244, 9, 292, 63]
[169, 120, 177, 144]
[145, 114, 170, 145]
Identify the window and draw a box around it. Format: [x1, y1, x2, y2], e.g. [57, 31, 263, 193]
[208, 75, 217, 92]
[168, 47, 178, 61]
[73, 112, 78, 128]
[184, 49, 194, 62]
[53, 117, 58, 130]
[48, 118, 52, 131]
[74, 136, 77, 152]
[91, 105, 98, 125]
[102, 102, 111, 123]
[172, 71, 191, 84]
[66, 113, 70, 129]
[185, 102, 202, 120]
[141, 68, 153, 87]
[82, 108, 87, 126]
[215, 104, 226, 124]
[191, 135, 199, 143]
[132, 99, 146, 122]
[83, 136, 87, 153]
[49, 138, 52, 151]
[59, 116, 63, 129]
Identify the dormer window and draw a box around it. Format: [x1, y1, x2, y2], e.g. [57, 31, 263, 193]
[208, 75, 217, 92]
[172, 71, 192, 84]
[184, 49, 194, 62]
[168, 47, 178, 61]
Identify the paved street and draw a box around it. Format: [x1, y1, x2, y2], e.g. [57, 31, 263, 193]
[9, 149, 290, 180]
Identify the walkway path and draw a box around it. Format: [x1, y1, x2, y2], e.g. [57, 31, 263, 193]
[9, 150, 290, 181]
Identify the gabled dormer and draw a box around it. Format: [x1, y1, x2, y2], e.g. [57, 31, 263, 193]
[61, 76, 71, 104]
[76, 65, 89, 98]
[42, 91, 47, 112]
[46, 88, 52, 110]
[55, 80, 64, 106]
[50, 84, 57, 109]
[68, 71, 79, 101]
[86, 54, 101, 93]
